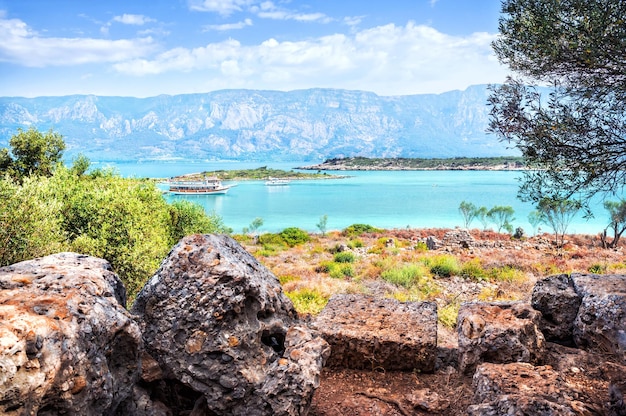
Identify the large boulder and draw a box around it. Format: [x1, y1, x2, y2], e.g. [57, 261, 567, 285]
[531, 273, 626, 362]
[467, 362, 579, 415]
[571, 273, 626, 362]
[531, 273, 581, 344]
[313, 294, 437, 371]
[0, 253, 142, 415]
[131, 234, 330, 416]
[457, 301, 545, 374]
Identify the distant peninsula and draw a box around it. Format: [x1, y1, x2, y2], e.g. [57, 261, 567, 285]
[298, 156, 526, 171]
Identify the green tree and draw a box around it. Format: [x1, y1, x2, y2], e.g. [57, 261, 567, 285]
[601, 200, 626, 248]
[458, 201, 478, 229]
[487, 206, 515, 233]
[242, 217, 264, 236]
[528, 210, 543, 236]
[476, 206, 489, 230]
[488, 0, 626, 210]
[316, 214, 328, 236]
[536, 197, 581, 247]
[4, 127, 66, 180]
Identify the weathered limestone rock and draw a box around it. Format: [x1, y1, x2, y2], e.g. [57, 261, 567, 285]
[457, 302, 545, 374]
[312, 294, 437, 371]
[0, 253, 142, 415]
[467, 362, 579, 415]
[131, 234, 330, 416]
[571, 273, 626, 363]
[531, 273, 581, 344]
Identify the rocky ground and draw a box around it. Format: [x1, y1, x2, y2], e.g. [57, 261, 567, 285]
[239, 228, 626, 415]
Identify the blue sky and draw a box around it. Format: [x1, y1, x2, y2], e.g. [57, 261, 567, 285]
[0, 0, 509, 97]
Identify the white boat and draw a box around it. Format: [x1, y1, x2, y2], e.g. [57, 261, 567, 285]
[265, 177, 290, 186]
[167, 177, 233, 195]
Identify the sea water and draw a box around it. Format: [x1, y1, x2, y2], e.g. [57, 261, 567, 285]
[103, 161, 613, 235]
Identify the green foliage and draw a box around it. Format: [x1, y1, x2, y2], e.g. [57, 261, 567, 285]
[487, 205, 515, 233]
[528, 210, 543, 236]
[536, 198, 581, 247]
[459, 201, 478, 228]
[278, 227, 310, 247]
[329, 264, 354, 279]
[587, 263, 606, 274]
[601, 200, 626, 248]
[489, 0, 626, 208]
[488, 266, 527, 283]
[343, 223, 381, 237]
[424, 255, 461, 278]
[169, 200, 230, 243]
[243, 217, 264, 235]
[460, 258, 487, 281]
[333, 251, 356, 263]
[347, 238, 364, 249]
[3, 127, 66, 180]
[381, 264, 429, 289]
[439, 301, 461, 329]
[316, 214, 328, 236]
[285, 288, 329, 315]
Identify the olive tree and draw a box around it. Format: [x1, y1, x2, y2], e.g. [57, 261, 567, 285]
[488, 0, 626, 210]
[3, 127, 66, 180]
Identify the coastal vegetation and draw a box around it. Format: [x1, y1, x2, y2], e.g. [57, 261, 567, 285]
[301, 156, 525, 170]
[172, 166, 338, 181]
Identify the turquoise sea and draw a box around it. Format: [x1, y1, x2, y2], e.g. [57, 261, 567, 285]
[98, 161, 614, 235]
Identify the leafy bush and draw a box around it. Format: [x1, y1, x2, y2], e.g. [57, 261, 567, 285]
[333, 251, 356, 263]
[587, 263, 606, 274]
[381, 264, 428, 288]
[285, 288, 329, 315]
[343, 223, 380, 237]
[439, 302, 460, 328]
[169, 200, 231, 242]
[329, 264, 354, 279]
[424, 255, 460, 277]
[257, 232, 287, 247]
[460, 258, 487, 281]
[278, 227, 310, 247]
[488, 266, 527, 283]
[347, 238, 364, 248]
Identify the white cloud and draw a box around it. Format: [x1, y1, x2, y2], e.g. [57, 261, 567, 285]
[251, 1, 332, 23]
[113, 21, 507, 95]
[188, 0, 255, 16]
[0, 16, 156, 67]
[112, 14, 156, 26]
[204, 18, 253, 31]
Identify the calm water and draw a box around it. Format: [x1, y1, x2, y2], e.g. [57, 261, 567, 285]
[103, 161, 612, 235]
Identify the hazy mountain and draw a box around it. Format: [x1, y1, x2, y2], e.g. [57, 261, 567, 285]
[0, 85, 516, 162]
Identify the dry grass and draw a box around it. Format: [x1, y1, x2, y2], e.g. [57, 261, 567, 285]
[240, 228, 626, 327]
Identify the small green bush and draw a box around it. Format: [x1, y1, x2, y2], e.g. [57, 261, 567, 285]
[285, 288, 329, 315]
[488, 266, 527, 283]
[343, 223, 380, 237]
[333, 251, 356, 263]
[381, 264, 428, 288]
[279, 227, 310, 247]
[257, 232, 287, 247]
[347, 238, 364, 248]
[439, 302, 460, 328]
[329, 264, 354, 279]
[316, 260, 337, 273]
[460, 258, 487, 281]
[588, 263, 606, 274]
[424, 255, 460, 277]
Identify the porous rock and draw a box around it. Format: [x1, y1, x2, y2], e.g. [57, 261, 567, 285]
[531, 273, 581, 344]
[457, 301, 545, 374]
[131, 234, 330, 416]
[467, 362, 578, 415]
[0, 252, 142, 415]
[312, 294, 437, 371]
[571, 273, 626, 363]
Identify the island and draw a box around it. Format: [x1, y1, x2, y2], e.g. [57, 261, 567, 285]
[297, 156, 526, 171]
[170, 166, 345, 181]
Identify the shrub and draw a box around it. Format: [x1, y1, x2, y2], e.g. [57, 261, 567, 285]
[347, 238, 364, 248]
[439, 302, 460, 328]
[381, 264, 428, 289]
[488, 266, 527, 283]
[333, 251, 356, 263]
[460, 258, 487, 281]
[588, 263, 606, 274]
[424, 255, 460, 277]
[279, 227, 310, 247]
[343, 223, 380, 237]
[329, 264, 354, 279]
[257, 232, 287, 247]
[285, 288, 329, 315]
[316, 260, 337, 273]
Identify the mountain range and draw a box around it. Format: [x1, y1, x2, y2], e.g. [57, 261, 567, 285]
[0, 85, 517, 162]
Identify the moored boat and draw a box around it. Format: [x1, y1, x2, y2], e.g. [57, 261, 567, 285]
[265, 177, 290, 186]
[167, 177, 233, 195]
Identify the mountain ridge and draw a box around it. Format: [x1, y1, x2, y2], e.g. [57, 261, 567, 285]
[0, 85, 517, 162]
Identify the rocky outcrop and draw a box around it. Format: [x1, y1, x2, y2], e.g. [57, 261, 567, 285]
[467, 362, 579, 415]
[0, 253, 142, 415]
[457, 301, 545, 374]
[312, 294, 437, 371]
[532, 273, 626, 362]
[131, 234, 330, 416]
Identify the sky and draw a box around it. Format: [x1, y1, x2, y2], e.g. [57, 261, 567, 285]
[0, 0, 510, 98]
